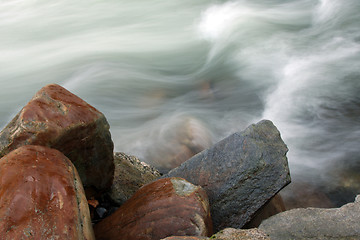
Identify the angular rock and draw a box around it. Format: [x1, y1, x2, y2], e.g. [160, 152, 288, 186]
[109, 152, 161, 205]
[0, 84, 114, 194]
[210, 228, 270, 240]
[165, 120, 290, 231]
[94, 177, 213, 240]
[259, 195, 360, 240]
[0, 145, 94, 240]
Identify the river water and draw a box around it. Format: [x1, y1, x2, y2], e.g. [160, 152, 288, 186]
[1, 0, 359, 206]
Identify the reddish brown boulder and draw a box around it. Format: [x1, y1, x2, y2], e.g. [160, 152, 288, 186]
[94, 177, 213, 240]
[0, 84, 114, 194]
[0, 145, 94, 240]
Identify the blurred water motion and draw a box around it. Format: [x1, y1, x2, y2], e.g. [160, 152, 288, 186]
[0, 0, 359, 206]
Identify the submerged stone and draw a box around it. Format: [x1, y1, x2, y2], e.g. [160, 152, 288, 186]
[166, 120, 291, 231]
[144, 116, 212, 173]
[0, 84, 114, 195]
[94, 177, 213, 240]
[280, 181, 335, 209]
[0, 145, 94, 240]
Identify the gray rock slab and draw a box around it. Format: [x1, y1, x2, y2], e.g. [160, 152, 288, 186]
[165, 120, 290, 231]
[259, 195, 360, 240]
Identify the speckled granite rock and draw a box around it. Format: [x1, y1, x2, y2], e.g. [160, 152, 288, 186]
[0, 145, 94, 240]
[94, 177, 213, 240]
[211, 228, 270, 240]
[109, 152, 161, 205]
[259, 195, 360, 239]
[0, 84, 114, 195]
[166, 120, 290, 231]
[161, 237, 208, 240]
[161, 228, 270, 240]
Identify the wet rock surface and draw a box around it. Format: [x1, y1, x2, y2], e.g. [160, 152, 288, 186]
[0, 145, 94, 240]
[0, 84, 114, 195]
[259, 195, 360, 240]
[109, 152, 161, 205]
[94, 177, 213, 240]
[165, 120, 291, 231]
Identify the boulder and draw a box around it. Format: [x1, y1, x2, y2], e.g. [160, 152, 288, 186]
[259, 195, 360, 239]
[0, 84, 114, 195]
[109, 152, 161, 205]
[210, 228, 270, 240]
[94, 177, 213, 240]
[165, 120, 291, 231]
[145, 116, 212, 173]
[161, 228, 270, 240]
[0, 145, 94, 240]
[161, 237, 208, 240]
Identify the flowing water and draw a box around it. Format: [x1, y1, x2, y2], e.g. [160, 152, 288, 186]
[1, 0, 359, 206]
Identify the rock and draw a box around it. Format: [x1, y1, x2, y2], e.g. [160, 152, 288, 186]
[161, 228, 270, 240]
[88, 199, 100, 220]
[0, 145, 94, 240]
[280, 181, 335, 209]
[165, 120, 291, 231]
[109, 152, 161, 205]
[245, 194, 286, 228]
[0, 84, 114, 195]
[325, 162, 360, 207]
[145, 116, 212, 173]
[94, 177, 213, 240]
[259, 195, 360, 240]
[161, 237, 208, 240]
[210, 228, 270, 240]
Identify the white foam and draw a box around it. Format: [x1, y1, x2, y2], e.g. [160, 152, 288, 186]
[197, 2, 255, 41]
